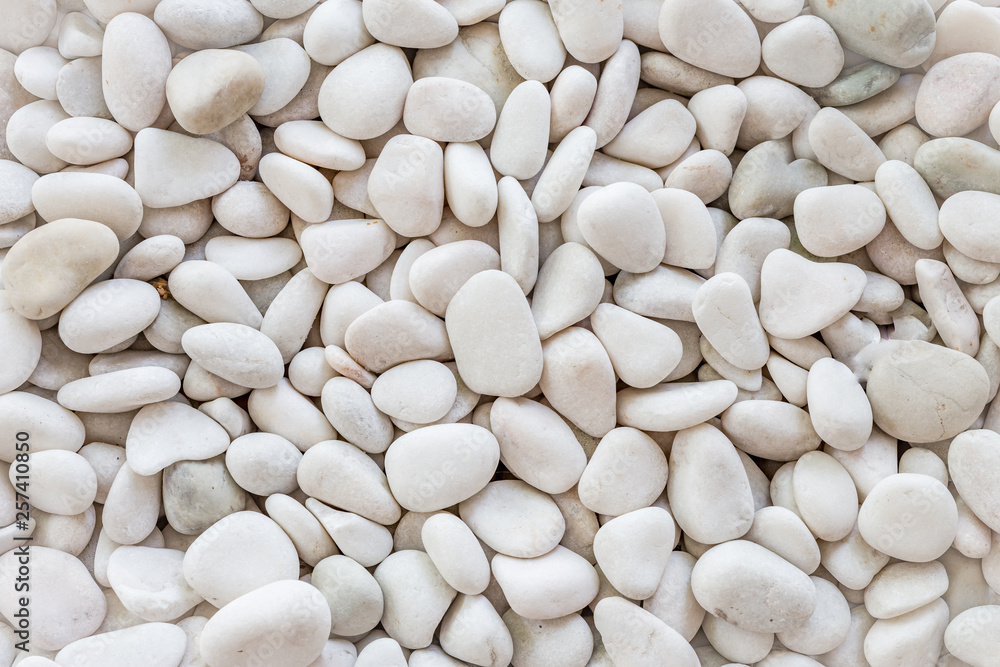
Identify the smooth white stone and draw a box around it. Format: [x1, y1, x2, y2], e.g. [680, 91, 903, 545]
[490, 397, 587, 495]
[106, 546, 202, 621]
[368, 134, 444, 237]
[344, 300, 452, 373]
[594, 508, 675, 600]
[616, 380, 738, 432]
[668, 423, 754, 545]
[318, 44, 413, 140]
[806, 357, 872, 451]
[58, 279, 160, 354]
[403, 77, 495, 143]
[858, 473, 957, 562]
[794, 184, 886, 257]
[182, 511, 299, 607]
[658, 0, 761, 78]
[181, 322, 284, 389]
[298, 440, 400, 524]
[491, 80, 550, 180]
[595, 597, 699, 667]
[421, 513, 491, 596]
[133, 129, 240, 208]
[54, 623, 187, 667]
[374, 550, 457, 649]
[540, 326, 617, 438]
[257, 152, 333, 224]
[56, 367, 181, 413]
[498, 0, 566, 83]
[225, 432, 301, 496]
[578, 427, 667, 517]
[460, 480, 565, 559]
[491, 546, 600, 620]
[692, 540, 817, 633]
[102, 13, 171, 132]
[548, 0, 623, 64]
[311, 554, 384, 637]
[167, 260, 262, 328]
[200, 580, 331, 667]
[307, 499, 393, 568]
[125, 401, 230, 476]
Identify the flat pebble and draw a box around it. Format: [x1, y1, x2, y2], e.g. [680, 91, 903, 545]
[181, 322, 284, 389]
[125, 401, 230, 475]
[658, 0, 761, 78]
[298, 440, 400, 524]
[866, 340, 990, 443]
[1, 218, 119, 320]
[492, 545, 599, 620]
[101, 13, 171, 132]
[319, 44, 412, 140]
[758, 250, 867, 339]
[165, 49, 265, 136]
[200, 580, 331, 667]
[595, 597, 699, 667]
[182, 511, 300, 607]
[691, 540, 816, 633]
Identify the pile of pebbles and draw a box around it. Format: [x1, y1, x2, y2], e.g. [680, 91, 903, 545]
[3, 0, 1000, 665]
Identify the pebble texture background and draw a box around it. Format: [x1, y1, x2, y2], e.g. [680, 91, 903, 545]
[1, 0, 1000, 666]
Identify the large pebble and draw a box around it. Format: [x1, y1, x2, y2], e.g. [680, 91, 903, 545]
[445, 270, 542, 397]
[945, 605, 1000, 667]
[318, 43, 412, 140]
[617, 380, 738, 432]
[165, 49, 265, 135]
[658, 0, 761, 78]
[668, 423, 754, 545]
[858, 473, 957, 562]
[181, 322, 284, 389]
[311, 554, 384, 637]
[692, 272, 768, 371]
[939, 191, 1000, 264]
[32, 172, 143, 241]
[106, 546, 202, 621]
[345, 300, 451, 373]
[298, 440, 400, 524]
[540, 327, 617, 438]
[167, 259, 262, 328]
[375, 550, 457, 649]
[808, 108, 886, 182]
[153, 0, 264, 49]
[914, 137, 1000, 200]
[371, 360, 457, 424]
[101, 13, 172, 132]
[863, 598, 949, 667]
[808, 0, 935, 69]
[792, 451, 858, 542]
[806, 358, 872, 451]
[949, 429, 1000, 533]
[225, 432, 301, 495]
[916, 53, 1000, 138]
[761, 15, 843, 88]
[385, 423, 499, 512]
[489, 397, 586, 495]
[460, 479, 563, 559]
[721, 399, 821, 461]
[422, 513, 490, 596]
[758, 249, 867, 339]
[498, 0, 566, 83]
[0, 291, 40, 393]
[864, 561, 949, 619]
[865, 340, 990, 443]
[182, 511, 300, 607]
[133, 129, 240, 208]
[1, 218, 119, 320]
[200, 580, 331, 667]
[58, 279, 160, 354]
[0, 546, 104, 651]
[576, 182, 665, 273]
[593, 507, 675, 600]
[548, 0, 622, 64]
[578, 427, 667, 516]
[56, 366, 181, 413]
[595, 597, 699, 667]
[403, 77, 495, 143]
[691, 540, 817, 633]
[491, 546, 599, 620]
[54, 623, 187, 667]
[362, 0, 458, 48]
[235, 38, 311, 116]
[368, 134, 444, 237]
[125, 401, 230, 475]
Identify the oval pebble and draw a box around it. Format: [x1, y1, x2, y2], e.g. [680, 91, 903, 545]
[858, 473, 957, 562]
[691, 540, 816, 634]
[200, 580, 331, 667]
[1, 218, 119, 320]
